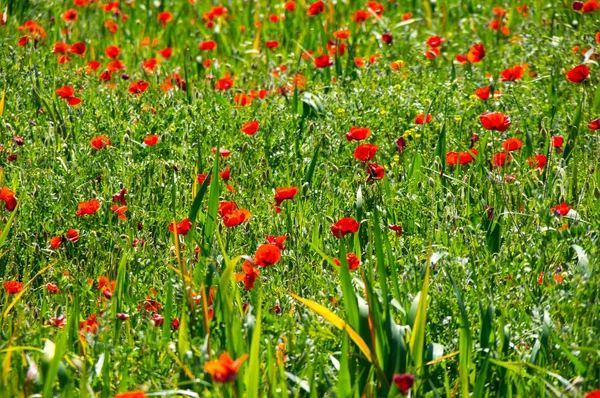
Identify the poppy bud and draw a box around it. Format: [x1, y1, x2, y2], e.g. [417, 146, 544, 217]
[572, 1, 584, 10]
[29, 120, 36, 126]
[116, 313, 130, 321]
[49, 16, 55, 23]
[137, 221, 143, 231]
[119, 234, 128, 240]
[95, 175, 102, 184]
[428, 177, 435, 188]
[241, 142, 248, 153]
[302, 181, 310, 194]
[382, 32, 393, 45]
[123, 133, 130, 142]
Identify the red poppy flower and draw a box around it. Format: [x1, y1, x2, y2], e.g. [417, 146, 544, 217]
[53, 42, 70, 53]
[142, 59, 158, 73]
[70, 42, 86, 56]
[585, 391, 600, 398]
[67, 97, 82, 106]
[502, 138, 523, 151]
[425, 48, 440, 59]
[266, 235, 287, 250]
[79, 314, 99, 335]
[583, 0, 599, 12]
[274, 187, 299, 207]
[55, 86, 75, 98]
[467, 43, 485, 63]
[254, 244, 281, 267]
[223, 209, 251, 228]
[474, 86, 491, 100]
[46, 283, 60, 294]
[158, 47, 172, 58]
[307, 1, 325, 16]
[76, 200, 100, 217]
[233, 94, 253, 106]
[111, 204, 128, 220]
[285, 1, 297, 11]
[393, 373, 415, 396]
[367, 163, 385, 181]
[266, 40, 279, 49]
[353, 9, 369, 23]
[204, 352, 248, 383]
[218, 166, 231, 181]
[455, 54, 468, 64]
[479, 112, 511, 132]
[588, 118, 600, 130]
[169, 218, 192, 235]
[91, 135, 111, 149]
[314, 54, 333, 68]
[426, 36, 445, 47]
[501, 65, 525, 81]
[346, 127, 371, 142]
[99, 70, 112, 81]
[215, 77, 234, 91]
[128, 80, 150, 94]
[528, 154, 547, 170]
[459, 148, 478, 165]
[331, 217, 360, 238]
[235, 260, 260, 290]
[553, 203, 572, 216]
[62, 8, 78, 22]
[107, 60, 125, 71]
[158, 11, 172, 27]
[552, 136, 564, 149]
[415, 114, 433, 124]
[491, 152, 511, 168]
[354, 144, 379, 162]
[218, 201, 238, 217]
[388, 224, 403, 236]
[18, 36, 29, 46]
[3, 281, 23, 294]
[566, 64, 590, 83]
[333, 29, 351, 40]
[199, 40, 217, 51]
[50, 236, 64, 249]
[144, 135, 159, 146]
[66, 228, 80, 242]
[241, 120, 259, 135]
[0, 186, 17, 211]
[333, 253, 360, 270]
[105, 45, 121, 58]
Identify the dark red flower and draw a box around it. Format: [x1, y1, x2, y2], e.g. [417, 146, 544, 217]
[367, 163, 385, 181]
[393, 373, 415, 396]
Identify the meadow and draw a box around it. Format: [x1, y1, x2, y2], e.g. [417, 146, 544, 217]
[1, 0, 600, 396]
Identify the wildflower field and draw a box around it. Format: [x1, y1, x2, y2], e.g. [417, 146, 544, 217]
[2, 0, 600, 396]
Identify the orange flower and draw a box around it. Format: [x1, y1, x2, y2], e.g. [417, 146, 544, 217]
[62, 9, 78, 22]
[114, 392, 148, 398]
[241, 120, 259, 135]
[415, 114, 432, 124]
[3, 281, 23, 294]
[254, 244, 281, 267]
[91, 135, 111, 150]
[235, 260, 260, 290]
[467, 43, 485, 63]
[222, 209, 251, 228]
[233, 94, 252, 106]
[111, 205, 128, 220]
[76, 200, 100, 217]
[502, 138, 523, 151]
[144, 135, 159, 146]
[204, 352, 248, 382]
[0, 186, 17, 211]
[500, 65, 524, 81]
